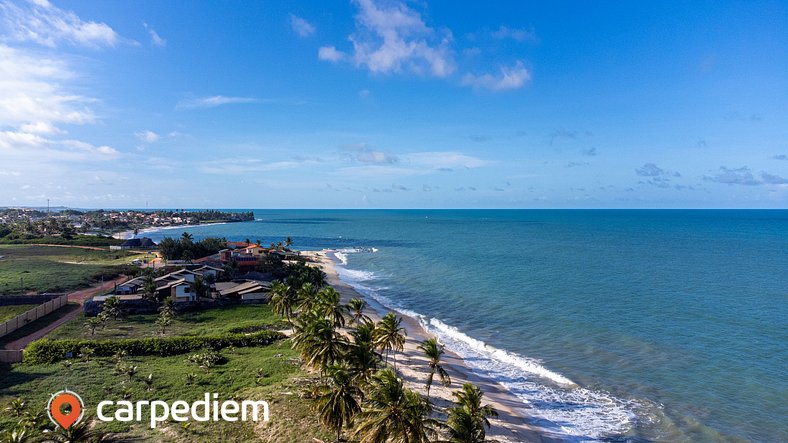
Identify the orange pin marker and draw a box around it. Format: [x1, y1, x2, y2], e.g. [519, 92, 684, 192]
[47, 390, 84, 429]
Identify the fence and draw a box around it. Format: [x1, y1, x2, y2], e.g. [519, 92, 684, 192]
[0, 294, 69, 362]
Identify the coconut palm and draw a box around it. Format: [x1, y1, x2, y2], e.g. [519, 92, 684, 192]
[449, 383, 498, 442]
[142, 275, 158, 302]
[270, 281, 297, 324]
[347, 321, 381, 382]
[444, 406, 490, 443]
[315, 362, 362, 442]
[292, 312, 348, 370]
[43, 418, 108, 442]
[417, 337, 451, 400]
[101, 296, 123, 321]
[296, 282, 320, 314]
[315, 287, 349, 328]
[353, 368, 439, 443]
[347, 298, 371, 325]
[374, 313, 407, 369]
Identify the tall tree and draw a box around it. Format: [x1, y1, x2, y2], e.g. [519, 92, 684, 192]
[315, 362, 361, 442]
[353, 368, 438, 443]
[374, 313, 407, 369]
[270, 281, 297, 324]
[315, 286, 349, 328]
[448, 383, 499, 443]
[348, 297, 371, 325]
[417, 337, 451, 400]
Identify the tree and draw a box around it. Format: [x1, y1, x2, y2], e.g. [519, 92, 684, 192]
[285, 236, 293, 248]
[353, 368, 439, 443]
[315, 287, 349, 328]
[84, 317, 103, 336]
[155, 311, 172, 334]
[43, 417, 107, 442]
[447, 383, 498, 443]
[296, 282, 320, 314]
[192, 275, 208, 298]
[142, 275, 158, 302]
[347, 321, 381, 383]
[102, 296, 123, 321]
[270, 281, 297, 324]
[315, 362, 361, 442]
[417, 337, 451, 400]
[292, 312, 348, 371]
[374, 313, 407, 369]
[348, 297, 371, 325]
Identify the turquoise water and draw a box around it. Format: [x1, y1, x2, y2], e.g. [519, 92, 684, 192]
[144, 210, 788, 442]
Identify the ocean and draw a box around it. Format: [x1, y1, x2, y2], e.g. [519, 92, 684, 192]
[142, 209, 787, 442]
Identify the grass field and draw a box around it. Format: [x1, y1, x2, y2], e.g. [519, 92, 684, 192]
[49, 304, 290, 340]
[0, 304, 332, 441]
[0, 304, 37, 323]
[0, 245, 149, 294]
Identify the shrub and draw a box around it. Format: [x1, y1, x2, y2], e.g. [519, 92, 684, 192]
[23, 330, 285, 364]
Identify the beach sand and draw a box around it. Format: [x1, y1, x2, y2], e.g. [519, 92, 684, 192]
[303, 250, 560, 443]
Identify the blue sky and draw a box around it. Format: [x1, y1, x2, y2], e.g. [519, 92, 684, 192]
[0, 0, 786, 208]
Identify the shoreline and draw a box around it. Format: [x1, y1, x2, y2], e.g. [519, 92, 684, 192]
[303, 249, 560, 443]
[112, 222, 230, 240]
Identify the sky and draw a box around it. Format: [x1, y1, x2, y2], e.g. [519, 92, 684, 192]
[0, 0, 787, 209]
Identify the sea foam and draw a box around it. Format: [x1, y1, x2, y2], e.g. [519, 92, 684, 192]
[330, 248, 641, 441]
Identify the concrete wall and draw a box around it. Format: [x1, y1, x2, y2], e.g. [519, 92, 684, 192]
[0, 294, 68, 340]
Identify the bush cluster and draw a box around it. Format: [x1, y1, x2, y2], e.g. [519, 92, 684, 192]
[24, 330, 285, 364]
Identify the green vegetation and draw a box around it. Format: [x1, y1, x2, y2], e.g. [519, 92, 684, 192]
[158, 232, 227, 261]
[49, 304, 285, 340]
[0, 245, 144, 294]
[0, 342, 334, 442]
[0, 305, 36, 323]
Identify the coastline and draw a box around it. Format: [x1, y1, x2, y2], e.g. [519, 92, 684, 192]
[304, 249, 560, 443]
[112, 222, 229, 240]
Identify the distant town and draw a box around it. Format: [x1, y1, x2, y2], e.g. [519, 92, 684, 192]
[0, 208, 254, 241]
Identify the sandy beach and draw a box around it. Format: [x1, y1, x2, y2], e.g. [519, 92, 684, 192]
[303, 250, 560, 443]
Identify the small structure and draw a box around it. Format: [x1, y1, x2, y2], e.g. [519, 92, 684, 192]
[118, 237, 157, 249]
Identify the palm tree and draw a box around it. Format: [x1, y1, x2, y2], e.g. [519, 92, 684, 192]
[296, 282, 320, 314]
[348, 321, 381, 382]
[315, 287, 349, 328]
[315, 362, 361, 442]
[291, 313, 348, 370]
[417, 337, 451, 400]
[102, 296, 123, 321]
[142, 275, 157, 302]
[448, 383, 498, 442]
[84, 317, 102, 336]
[353, 368, 439, 443]
[43, 418, 108, 442]
[445, 407, 488, 443]
[347, 297, 371, 325]
[270, 281, 297, 324]
[374, 312, 407, 369]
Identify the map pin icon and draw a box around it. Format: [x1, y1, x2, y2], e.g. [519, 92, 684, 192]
[47, 390, 84, 429]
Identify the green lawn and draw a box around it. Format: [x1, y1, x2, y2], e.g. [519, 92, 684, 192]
[49, 304, 290, 340]
[0, 304, 37, 323]
[0, 245, 148, 294]
[0, 304, 332, 441]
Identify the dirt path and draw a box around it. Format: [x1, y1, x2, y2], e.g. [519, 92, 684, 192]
[3, 276, 127, 350]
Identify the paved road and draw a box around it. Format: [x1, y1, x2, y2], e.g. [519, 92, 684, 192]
[3, 276, 127, 350]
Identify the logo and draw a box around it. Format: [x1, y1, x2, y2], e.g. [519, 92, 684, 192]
[47, 390, 85, 429]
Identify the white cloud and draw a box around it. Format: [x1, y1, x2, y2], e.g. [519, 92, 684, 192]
[461, 60, 530, 91]
[318, 45, 347, 62]
[20, 121, 64, 135]
[200, 158, 306, 174]
[143, 22, 166, 47]
[405, 151, 491, 170]
[0, 45, 96, 127]
[491, 25, 537, 42]
[321, 0, 455, 77]
[289, 14, 315, 37]
[177, 95, 258, 109]
[0, 0, 120, 48]
[135, 130, 159, 143]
